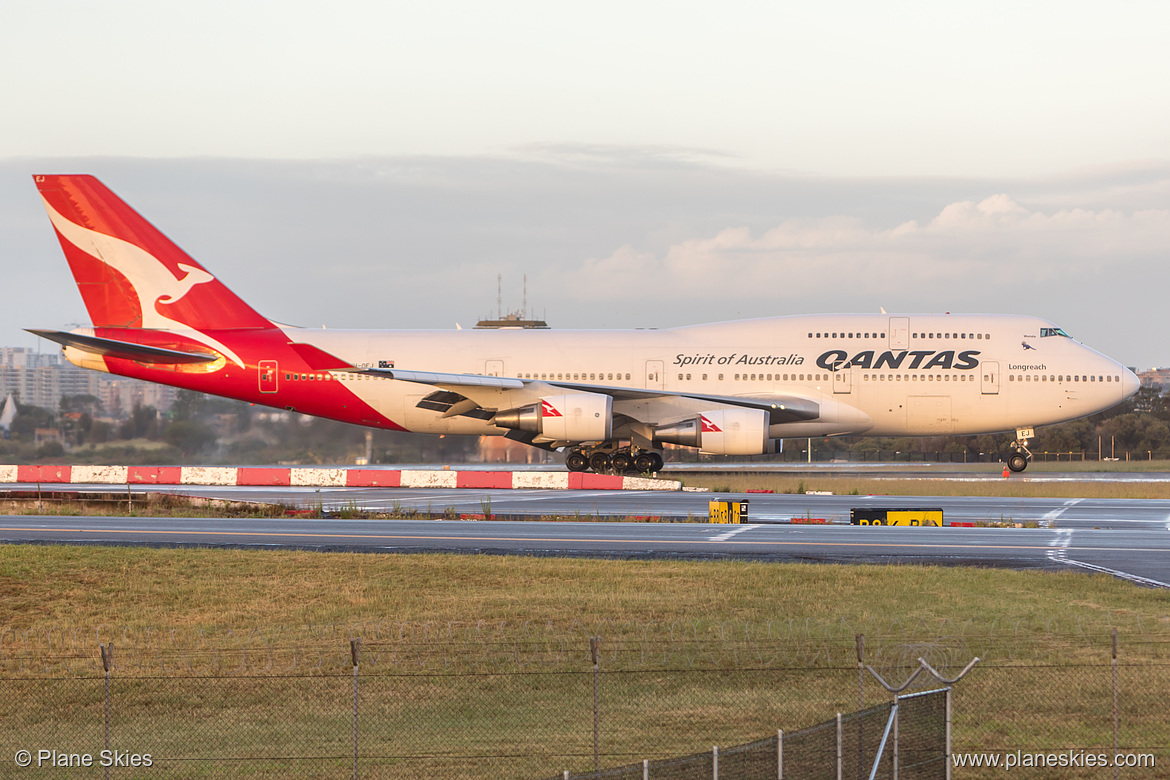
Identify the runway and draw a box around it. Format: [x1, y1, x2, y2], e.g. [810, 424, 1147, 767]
[3, 484, 1169, 587]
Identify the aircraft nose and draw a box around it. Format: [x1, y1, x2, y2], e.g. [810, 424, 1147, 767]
[1121, 366, 1140, 400]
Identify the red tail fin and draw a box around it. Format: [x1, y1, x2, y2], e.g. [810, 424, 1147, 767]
[35, 175, 271, 330]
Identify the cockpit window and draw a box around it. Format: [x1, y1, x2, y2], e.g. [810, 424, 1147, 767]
[1040, 327, 1071, 338]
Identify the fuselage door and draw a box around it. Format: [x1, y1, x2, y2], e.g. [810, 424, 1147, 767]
[259, 360, 278, 393]
[645, 360, 664, 390]
[982, 361, 1000, 395]
[834, 366, 852, 394]
[889, 317, 909, 350]
[485, 359, 504, 377]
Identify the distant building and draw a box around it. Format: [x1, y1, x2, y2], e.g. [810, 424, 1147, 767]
[34, 427, 63, 446]
[0, 347, 175, 415]
[475, 274, 550, 329]
[478, 435, 555, 464]
[474, 314, 550, 329]
[1137, 367, 1170, 392]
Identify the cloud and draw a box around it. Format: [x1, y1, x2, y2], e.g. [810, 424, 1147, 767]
[3, 154, 1169, 367]
[559, 195, 1170, 308]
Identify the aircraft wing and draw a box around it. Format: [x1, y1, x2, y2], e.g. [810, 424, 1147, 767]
[350, 367, 524, 389]
[354, 367, 819, 424]
[544, 380, 820, 424]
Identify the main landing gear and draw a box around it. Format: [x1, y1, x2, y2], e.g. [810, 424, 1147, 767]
[1006, 428, 1034, 473]
[565, 444, 664, 474]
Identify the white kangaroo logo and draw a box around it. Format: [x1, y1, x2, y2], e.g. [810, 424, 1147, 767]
[43, 199, 245, 368]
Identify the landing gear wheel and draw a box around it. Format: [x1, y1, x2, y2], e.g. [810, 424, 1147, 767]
[566, 451, 589, 472]
[633, 453, 654, 473]
[611, 452, 634, 473]
[647, 452, 664, 472]
[589, 453, 612, 473]
[1007, 452, 1028, 473]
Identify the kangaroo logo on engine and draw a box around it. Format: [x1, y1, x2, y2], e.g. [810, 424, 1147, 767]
[816, 349, 981, 371]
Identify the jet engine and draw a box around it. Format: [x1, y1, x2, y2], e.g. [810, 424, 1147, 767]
[654, 408, 770, 455]
[493, 393, 613, 442]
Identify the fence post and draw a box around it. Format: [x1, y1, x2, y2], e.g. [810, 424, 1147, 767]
[1112, 628, 1119, 780]
[351, 638, 360, 780]
[100, 643, 112, 780]
[590, 636, 601, 774]
[892, 700, 898, 780]
[713, 745, 718, 780]
[945, 688, 952, 780]
[777, 729, 783, 780]
[856, 634, 864, 708]
[857, 634, 864, 780]
[836, 713, 842, 780]
[643, 758, 648, 780]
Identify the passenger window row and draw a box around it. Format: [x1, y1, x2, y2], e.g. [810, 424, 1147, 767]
[863, 374, 973, 382]
[808, 332, 886, 339]
[912, 332, 989, 340]
[518, 373, 632, 381]
[1010, 375, 1119, 383]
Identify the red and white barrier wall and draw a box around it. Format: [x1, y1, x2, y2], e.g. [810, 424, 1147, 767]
[0, 465, 679, 491]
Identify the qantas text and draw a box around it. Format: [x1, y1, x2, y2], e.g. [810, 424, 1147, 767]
[816, 350, 981, 371]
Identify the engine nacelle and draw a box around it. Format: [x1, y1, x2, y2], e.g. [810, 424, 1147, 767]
[493, 393, 613, 442]
[655, 408, 770, 455]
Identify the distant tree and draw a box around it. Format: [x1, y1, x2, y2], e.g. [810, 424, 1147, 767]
[36, 441, 65, 459]
[117, 403, 159, 440]
[8, 404, 56, 440]
[170, 389, 208, 422]
[163, 420, 218, 455]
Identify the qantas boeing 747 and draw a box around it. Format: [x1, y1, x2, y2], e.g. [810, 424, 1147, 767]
[28, 175, 1138, 473]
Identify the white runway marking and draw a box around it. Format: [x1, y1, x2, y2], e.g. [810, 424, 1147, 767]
[708, 524, 761, 542]
[1055, 558, 1170, 589]
[1044, 526, 1169, 588]
[1046, 528, 1074, 564]
[1041, 498, 1083, 528]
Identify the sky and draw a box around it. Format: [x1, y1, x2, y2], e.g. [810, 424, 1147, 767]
[2, 1, 1169, 367]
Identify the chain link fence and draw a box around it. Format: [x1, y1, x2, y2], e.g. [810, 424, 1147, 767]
[547, 689, 948, 780]
[1, 621, 1166, 778]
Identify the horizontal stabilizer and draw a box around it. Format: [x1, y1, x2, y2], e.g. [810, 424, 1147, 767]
[26, 329, 219, 365]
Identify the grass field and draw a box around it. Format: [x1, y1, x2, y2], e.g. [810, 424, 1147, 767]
[2, 545, 1168, 777]
[679, 472, 1170, 499]
[3, 544, 1168, 634]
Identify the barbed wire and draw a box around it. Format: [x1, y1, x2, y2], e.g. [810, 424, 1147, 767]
[2, 615, 1166, 677]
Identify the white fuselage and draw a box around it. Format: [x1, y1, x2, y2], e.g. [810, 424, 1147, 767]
[290, 313, 1137, 440]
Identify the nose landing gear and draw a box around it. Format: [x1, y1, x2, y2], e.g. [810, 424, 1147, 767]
[1006, 428, 1034, 473]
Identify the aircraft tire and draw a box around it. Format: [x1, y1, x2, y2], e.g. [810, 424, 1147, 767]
[611, 452, 634, 473]
[589, 452, 612, 473]
[566, 451, 589, 472]
[1007, 452, 1028, 473]
[648, 452, 664, 472]
[633, 453, 654, 473]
